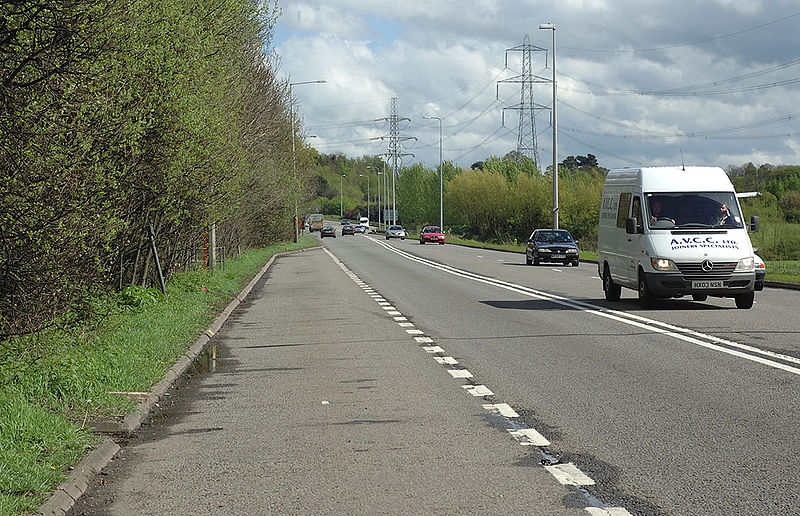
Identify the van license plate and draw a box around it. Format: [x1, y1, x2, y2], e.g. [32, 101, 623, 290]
[692, 280, 723, 289]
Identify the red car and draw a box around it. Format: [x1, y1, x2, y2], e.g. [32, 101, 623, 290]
[420, 225, 445, 245]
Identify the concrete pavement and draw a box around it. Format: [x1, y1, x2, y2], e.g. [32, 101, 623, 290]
[68, 246, 592, 515]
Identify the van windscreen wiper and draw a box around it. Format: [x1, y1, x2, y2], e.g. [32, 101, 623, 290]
[674, 222, 712, 229]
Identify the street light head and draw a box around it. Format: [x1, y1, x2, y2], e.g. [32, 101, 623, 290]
[539, 23, 554, 30]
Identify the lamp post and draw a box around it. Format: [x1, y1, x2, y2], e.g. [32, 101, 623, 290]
[384, 160, 388, 226]
[376, 170, 382, 230]
[340, 173, 346, 218]
[289, 79, 326, 242]
[539, 23, 558, 229]
[359, 168, 371, 225]
[423, 115, 443, 230]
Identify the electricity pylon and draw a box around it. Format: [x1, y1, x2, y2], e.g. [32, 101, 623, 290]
[497, 35, 549, 166]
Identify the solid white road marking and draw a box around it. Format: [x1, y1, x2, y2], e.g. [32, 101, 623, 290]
[507, 428, 551, 446]
[363, 236, 800, 376]
[545, 463, 596, 486]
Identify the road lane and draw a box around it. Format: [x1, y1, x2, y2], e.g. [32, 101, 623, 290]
[70, 247, 587, 516]
[320, 232, 800, 515]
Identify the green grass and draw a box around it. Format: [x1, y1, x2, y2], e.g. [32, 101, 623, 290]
[764, 261, 800, 283]
[0, 237, 318, 516]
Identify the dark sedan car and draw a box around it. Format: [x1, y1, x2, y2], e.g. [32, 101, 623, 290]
[320, 226, 336, 238]
[526, 229, 580, 266]
[341, 225, 355, 236]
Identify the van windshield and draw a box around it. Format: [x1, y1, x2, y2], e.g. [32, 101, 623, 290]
[646, 192, 743, 229]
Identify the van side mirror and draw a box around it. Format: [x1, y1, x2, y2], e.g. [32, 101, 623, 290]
[749, 215, 760, 233]
[625, 217, 637, 234]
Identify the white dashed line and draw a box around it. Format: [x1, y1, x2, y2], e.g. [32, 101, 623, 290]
[463, 384, 493, 396]
[447, 369, 473, 378]
[585, 507, 633, 516]
[434, 356, 459, 365]
[544, 463, 596, 486]
[507, 428, 551, 446]
[482, 403, 519, 418]
[321, 246, 627, 515]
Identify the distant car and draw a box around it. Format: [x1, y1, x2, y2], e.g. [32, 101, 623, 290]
[386, 225, 406, 239]
[353, 225, 366, 234]
[754, 253, 765, 291]
[341, 219, 350, 225]
[341, 225, 355, 236]
[526, 229, 580, 266]
[320, 226, 336, 238]
[420, 225, 445, 245]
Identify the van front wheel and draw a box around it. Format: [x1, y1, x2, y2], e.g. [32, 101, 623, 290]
[735, 292, 754, 309]
[638, 273, 655, 309]
[603, 267, 621, 301]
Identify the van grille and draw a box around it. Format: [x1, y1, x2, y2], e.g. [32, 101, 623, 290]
[675, 261, 737, 281]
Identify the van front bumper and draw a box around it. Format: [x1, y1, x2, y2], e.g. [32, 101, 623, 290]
[643, 271, 755, 298]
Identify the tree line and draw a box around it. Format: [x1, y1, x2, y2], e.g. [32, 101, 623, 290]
[311, 151, 800, 258]
[0, 0, 315, 339]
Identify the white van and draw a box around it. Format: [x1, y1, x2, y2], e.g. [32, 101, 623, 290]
[597, 166, 760, 309]
[359, 216, 370, 232]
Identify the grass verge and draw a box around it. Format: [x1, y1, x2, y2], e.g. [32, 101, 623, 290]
[0, 237, 318, 515]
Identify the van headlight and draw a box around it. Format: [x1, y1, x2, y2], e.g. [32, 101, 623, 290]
[651, 258, 679, 271]
[735, 257, 755, 271]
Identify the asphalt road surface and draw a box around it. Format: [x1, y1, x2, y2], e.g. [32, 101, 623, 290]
[70, 228, 799, 515]
[321, 229, 799, 515]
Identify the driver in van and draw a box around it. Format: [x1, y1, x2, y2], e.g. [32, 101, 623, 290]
[714, 203, 733, 225]
[649, 199, 674, 224]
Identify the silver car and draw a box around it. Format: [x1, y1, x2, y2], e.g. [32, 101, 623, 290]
[385, 225, 406, 239]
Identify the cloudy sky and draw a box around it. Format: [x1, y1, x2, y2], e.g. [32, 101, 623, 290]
[273, 0, 800, 172]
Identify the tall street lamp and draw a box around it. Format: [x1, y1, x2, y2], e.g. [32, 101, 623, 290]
[423, 115, 443, 230]
[539, 23, 558, 229]
[376, 170, 382, 230]
[340, 173, 346, 218]
[360, 167, 371, 225]
[290, 79, 326, 242]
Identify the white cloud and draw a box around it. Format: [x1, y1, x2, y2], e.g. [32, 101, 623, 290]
[275, 0, 800, 170]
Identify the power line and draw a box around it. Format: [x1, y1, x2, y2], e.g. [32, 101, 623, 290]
[559, 10, 800, 53]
